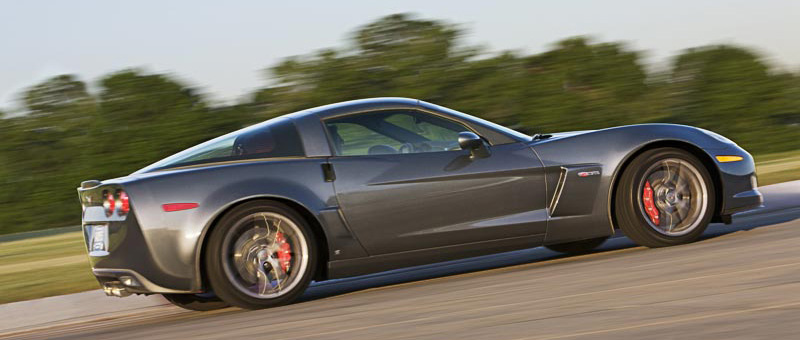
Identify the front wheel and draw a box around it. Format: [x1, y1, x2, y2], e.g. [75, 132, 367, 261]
[205, 201, 317, 310]
[615, 148, 715, 248]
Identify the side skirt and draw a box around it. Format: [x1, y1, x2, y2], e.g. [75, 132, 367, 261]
[326, 233, 545, 279]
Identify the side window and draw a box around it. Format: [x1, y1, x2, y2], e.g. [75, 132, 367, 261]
[325, 110, 470, 156]
[147, 118, 305, 170]
[326, 122, 404, 156]
[385, 113, 461, 143]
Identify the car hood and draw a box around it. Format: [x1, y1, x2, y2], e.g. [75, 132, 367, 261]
[544, 130, 597, 139]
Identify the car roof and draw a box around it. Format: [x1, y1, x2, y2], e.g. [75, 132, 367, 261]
[285, 97, 421, 120]
[134, 97, 531, 173]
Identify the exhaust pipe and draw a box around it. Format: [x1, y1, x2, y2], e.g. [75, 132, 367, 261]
[103, 282, 132, 297]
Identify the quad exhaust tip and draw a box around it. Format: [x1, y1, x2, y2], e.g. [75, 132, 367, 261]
[103, 282, 132, 297]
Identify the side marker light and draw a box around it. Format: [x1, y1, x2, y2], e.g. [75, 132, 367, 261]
[162, 203, 199, 212]
[715, 155, 744, 163]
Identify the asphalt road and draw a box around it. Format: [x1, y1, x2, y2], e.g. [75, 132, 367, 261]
[4, 181, 800, 340]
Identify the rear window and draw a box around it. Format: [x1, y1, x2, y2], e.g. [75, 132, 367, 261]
[137, 118, 304, 172]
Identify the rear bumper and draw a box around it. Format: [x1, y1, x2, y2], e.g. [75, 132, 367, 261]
[81, 209, 196, 295]
[93, 268, 187, 295]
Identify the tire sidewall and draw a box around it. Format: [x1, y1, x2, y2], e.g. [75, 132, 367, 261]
[205, 200, 317, 309]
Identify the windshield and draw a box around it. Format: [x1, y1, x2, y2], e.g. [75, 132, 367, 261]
[419, 101, 532, 142]
[135, 117, 304, 173]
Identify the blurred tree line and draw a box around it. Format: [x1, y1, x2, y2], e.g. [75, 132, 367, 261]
[1, 14, 798, 234]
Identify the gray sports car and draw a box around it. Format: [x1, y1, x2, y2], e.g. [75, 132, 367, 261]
[78, 98, 762, 310]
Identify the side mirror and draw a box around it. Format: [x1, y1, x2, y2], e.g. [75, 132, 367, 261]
[458, 131, 490, 159]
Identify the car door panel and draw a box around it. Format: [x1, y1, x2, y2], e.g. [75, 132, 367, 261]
[330, 142, 547, 255]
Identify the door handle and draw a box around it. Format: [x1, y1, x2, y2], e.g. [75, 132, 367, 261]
[321, 163, 336, 182]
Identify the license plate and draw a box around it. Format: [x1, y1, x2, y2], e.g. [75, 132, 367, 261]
[86, 225, 109, 257]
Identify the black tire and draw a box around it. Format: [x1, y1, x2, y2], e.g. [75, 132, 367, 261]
[162, 293, 230, 311]
[205, 200, 318, 310]
[615, 148, 715, 248]
[545, 236, 609, 254]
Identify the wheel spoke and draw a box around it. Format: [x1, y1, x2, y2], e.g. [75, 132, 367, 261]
[255, 251, 271, 295]
[676, 202, 690, 221]
[663, 160, 681, 188]
[266, 256, 284, 292]
[256, 268, 272, 295]
[269, 218, 283, 247]
[664, 161, 672, 184]
[672, 210, 683, 231]
[675, 175, 690, 194]
[677, 203, 687, 220]
[665, 210, 675, 232]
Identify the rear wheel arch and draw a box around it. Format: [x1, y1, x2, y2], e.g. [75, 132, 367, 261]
[195, 196, 330, 293]
[608, 140, 724, 230]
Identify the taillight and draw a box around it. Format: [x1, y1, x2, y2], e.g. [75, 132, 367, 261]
[100, 189, 130, 216]
[117, 190, 130, 215]
[103, 190, 115, 216]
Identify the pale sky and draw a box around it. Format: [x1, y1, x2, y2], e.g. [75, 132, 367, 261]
[1, 0, 799, 111]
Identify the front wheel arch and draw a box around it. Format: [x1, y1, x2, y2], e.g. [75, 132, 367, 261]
[196, 197, 330, 294]
[608, 141, 724, 231]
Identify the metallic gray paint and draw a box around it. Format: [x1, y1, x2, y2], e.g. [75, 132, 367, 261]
[78, 98, 762, 294]
[329, 142, 548, 256]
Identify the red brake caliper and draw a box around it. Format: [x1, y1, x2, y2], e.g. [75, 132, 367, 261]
[643, 181, 660, 225]
[274, 232, 292, 272]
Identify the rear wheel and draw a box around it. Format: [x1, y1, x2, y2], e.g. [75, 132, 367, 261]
[162, 293, 229, 311]
[545, 236, 609, 254]
[615, 148, 715, 248]
[205, 201, 317, 310]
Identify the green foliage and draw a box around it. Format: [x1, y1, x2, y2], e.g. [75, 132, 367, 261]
[665, 45, 798, 152]
[0, 75, 98, 232]
[0, 13, 798, 234]
[94, 70, 217, 177]
[0, 230, 97, 303]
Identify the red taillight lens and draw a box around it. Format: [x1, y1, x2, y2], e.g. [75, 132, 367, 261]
[103, 191, 115, 216]
[118, 190, 130, 215]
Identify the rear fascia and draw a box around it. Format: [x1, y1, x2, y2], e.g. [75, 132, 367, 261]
[79, 183, 193, 293]
[105, 158, 359, 292]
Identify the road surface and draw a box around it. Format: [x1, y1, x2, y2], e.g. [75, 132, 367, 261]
[3, 181, 799, 340]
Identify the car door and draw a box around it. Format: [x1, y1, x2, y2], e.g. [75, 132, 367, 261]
[325, 109, 548, 255]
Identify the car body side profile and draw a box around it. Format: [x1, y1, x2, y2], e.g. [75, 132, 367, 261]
[78, 98, 762, 310]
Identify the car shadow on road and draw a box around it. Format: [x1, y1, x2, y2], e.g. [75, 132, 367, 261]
[297, 207, 800, 304]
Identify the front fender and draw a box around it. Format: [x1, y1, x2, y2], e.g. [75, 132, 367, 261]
[530, 124, 739, 243]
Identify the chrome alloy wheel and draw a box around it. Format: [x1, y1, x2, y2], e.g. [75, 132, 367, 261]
[637, 158, 708, 237]
[221, 212, 309, 299]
